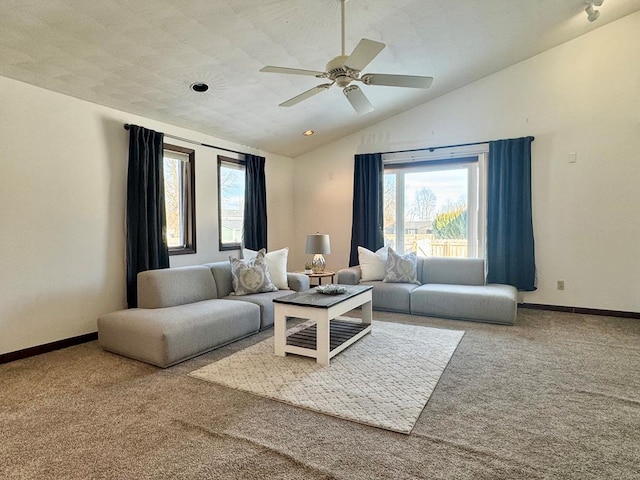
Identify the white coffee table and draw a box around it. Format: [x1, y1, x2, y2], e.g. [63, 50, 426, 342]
[273, 285, 373, 366]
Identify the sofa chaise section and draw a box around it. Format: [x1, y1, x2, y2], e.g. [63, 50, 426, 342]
[98, 265, 261, 368]
[98, 263, 310, 368]
[97, 299, 260, 368]
[410, 283, 517, 325]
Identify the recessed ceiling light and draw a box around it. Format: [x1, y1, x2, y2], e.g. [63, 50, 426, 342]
[190, 82, 209, 93]
[303, 130, 315, 136]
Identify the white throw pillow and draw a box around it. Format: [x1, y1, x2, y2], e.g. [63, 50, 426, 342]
[243, 247, 289, 290]
[358, 246, 388, 282]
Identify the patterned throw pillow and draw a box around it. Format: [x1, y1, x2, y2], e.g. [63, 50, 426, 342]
[242, 247, 289, 290]
[383, 247, 420, 285]
[229, 249, 278, 296]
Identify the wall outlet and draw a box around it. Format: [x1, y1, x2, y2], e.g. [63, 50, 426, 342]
[557, 280, 565, 291]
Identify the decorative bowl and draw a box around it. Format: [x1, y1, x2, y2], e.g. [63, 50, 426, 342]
[315, 284, 347, 295]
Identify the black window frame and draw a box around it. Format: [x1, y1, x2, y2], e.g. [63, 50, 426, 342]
[163, 143, 196, 255]
[217, 155, 246, 251]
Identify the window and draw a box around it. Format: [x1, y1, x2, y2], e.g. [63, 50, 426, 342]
[218, 156, 246, 250]
[163, 144, 196, 255]
[384, 155, 485, 258]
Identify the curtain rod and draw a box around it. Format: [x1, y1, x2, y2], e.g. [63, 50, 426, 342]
[124, 124, 248, 156]
[378, 137, 535, 156]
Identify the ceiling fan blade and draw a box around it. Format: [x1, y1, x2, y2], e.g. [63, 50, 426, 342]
[343, 85, 374, 115]
[279, 84, 332, 107]
[361, 73, 434, 89]
[344, 39, 385, 71]
[261, 66, 325, 77]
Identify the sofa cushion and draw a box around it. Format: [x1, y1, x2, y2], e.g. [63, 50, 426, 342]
[383, 248, 420, 284]
[223, 289, 296, 330]
[361, 280, 419, 312]
[229, 250, 278, 296]
[137, 265, 218, 308]
[410, 283, 517, 325]
[421, 257, 485, 286]
[97, 299, 260, 367]
[358, 246, 388, 281]
[243, 247, 289, 290]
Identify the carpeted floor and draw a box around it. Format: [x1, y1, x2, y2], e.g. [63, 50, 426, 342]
[1, 308, 639, 479]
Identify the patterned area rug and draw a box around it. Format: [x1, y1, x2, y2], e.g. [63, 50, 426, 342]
[189, 319, 464, 434]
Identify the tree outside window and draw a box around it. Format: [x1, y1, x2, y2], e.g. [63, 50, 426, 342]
[163, 144, 196, 255]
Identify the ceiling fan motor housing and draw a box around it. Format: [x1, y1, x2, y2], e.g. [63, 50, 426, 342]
[326, 55, 357, 87]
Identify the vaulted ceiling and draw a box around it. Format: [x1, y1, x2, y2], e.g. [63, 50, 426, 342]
[1, 0, 638, 157]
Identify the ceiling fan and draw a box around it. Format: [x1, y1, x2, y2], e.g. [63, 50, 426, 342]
[260, 0, 434, 115]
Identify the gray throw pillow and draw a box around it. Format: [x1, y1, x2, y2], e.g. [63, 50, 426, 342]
[383, 247, 420, 285]
[229, 249, 278, 296]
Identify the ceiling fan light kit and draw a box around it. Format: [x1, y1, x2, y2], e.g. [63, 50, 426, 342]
[260, 0, 433, 114]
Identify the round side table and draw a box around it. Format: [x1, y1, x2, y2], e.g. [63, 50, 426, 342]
[297, 271, 336, 286]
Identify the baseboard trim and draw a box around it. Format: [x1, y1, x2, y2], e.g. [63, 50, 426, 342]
[2, 303, 638, 364]
[519, 303, 640, 319]
[0, 332, 98, 365]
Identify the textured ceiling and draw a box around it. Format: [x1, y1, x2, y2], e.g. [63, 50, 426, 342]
[1, 0, 638, 157]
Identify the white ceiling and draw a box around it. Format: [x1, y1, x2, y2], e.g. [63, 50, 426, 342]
[1, 0, 638, 157]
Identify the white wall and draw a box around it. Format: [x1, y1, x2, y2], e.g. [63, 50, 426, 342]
[2, 12, 638, 356]
[292, 12, 640, 313]
[0, 77, 293, 355]
[167, 141, 294, 267]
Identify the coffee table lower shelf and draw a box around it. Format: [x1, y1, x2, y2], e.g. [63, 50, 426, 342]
[287, 320, 371, 352]
[283, 319, 372, 363]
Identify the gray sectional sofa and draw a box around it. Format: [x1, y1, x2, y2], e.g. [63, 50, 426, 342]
[337, 257, 518, 325]
[97, 262, 309, 368]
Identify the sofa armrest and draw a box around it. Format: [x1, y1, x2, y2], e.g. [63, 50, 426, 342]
[337, 266, 362, 285]
[287, 272, 310, 291]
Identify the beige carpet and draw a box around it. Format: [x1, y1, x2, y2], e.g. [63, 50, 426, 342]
[189, 319, 464, 434]
[3, 308, 640, 479]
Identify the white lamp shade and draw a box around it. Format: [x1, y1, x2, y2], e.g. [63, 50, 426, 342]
[305, 234, 331, 255]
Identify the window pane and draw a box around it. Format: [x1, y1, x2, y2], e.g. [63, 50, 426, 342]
[384, 162, 477, 258]
[163, 154, 185, 248]
[408, 169, 467, 257]
[219, 161, 245, 247]
[163, 145, 195, 254]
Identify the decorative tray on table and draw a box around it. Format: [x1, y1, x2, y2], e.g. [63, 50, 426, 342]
[315, 284, 347, 295]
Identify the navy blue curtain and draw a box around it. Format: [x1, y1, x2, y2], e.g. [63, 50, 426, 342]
[486, 136, 536, 291]
[126, 125, 170, 307]
[349, 153, 384, 266]
[243, 154, 267, 250]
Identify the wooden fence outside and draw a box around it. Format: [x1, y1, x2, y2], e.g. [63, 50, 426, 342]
[385, 234, 468, 258]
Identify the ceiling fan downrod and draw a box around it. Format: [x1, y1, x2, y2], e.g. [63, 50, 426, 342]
[340, 0, 346, 56]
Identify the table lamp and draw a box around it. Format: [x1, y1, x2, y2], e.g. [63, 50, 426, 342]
[305, 233, 331, 273]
